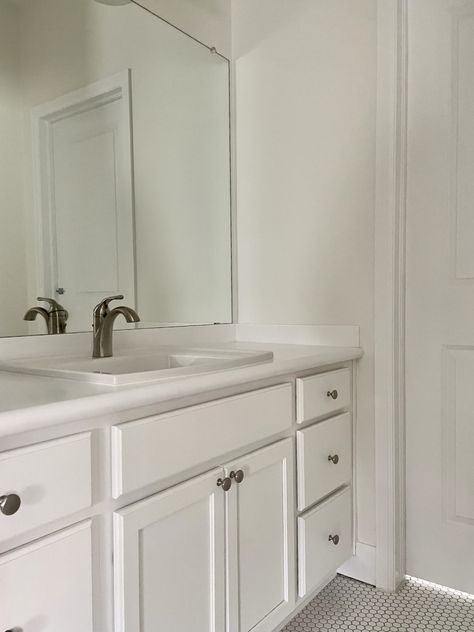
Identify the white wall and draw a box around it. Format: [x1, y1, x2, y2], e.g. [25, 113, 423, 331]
[232, 0, 377, 548]
[0, 1, 28, 336]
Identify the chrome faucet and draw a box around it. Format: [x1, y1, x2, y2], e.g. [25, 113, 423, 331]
[92, 295, 140, 358]
[24, 297, 68, 334]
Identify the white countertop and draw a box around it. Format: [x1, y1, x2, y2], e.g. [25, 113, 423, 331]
[0, 342, 362, 438]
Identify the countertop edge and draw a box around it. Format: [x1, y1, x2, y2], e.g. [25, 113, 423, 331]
[0, 346, 362, 438]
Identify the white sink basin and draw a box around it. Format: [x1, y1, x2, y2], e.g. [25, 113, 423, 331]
[0, 347, 273, 386]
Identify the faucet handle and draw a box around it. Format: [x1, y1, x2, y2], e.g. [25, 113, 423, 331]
[93, 295, 125, 317]
[37, 297, 67, 312]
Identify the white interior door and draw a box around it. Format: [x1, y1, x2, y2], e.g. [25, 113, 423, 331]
[33, 71, 135, 331]
[406, 0, 474, 594]
[226, 439, 296, 632]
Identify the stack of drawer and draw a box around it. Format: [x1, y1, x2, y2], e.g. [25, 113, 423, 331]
[296, 368, 353, 598]
[0, 434, 94, 632]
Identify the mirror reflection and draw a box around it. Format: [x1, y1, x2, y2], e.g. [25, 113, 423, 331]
[0, 0, 232, 337]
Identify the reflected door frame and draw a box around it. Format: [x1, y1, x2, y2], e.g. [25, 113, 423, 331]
[30, 69, 136, 326]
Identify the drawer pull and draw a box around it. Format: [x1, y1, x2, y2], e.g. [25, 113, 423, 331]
[328, 534, 340, 546]
[0, 494, 21, 516]
[230, 470, 245, 484]
[217, 477, 232, 492]
[5, 628, 23, 632]
[326, 390, 339, 400]
[328, 454, 340, 465]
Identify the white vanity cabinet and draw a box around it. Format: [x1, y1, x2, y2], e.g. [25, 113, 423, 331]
[0, 359, 357, 632]
[114, 439, 295, 632]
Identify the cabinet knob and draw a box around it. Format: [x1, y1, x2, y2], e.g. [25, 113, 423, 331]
[327, 389, 339, 400]
[230, 470, 245, 484]
[217, 477, 232, 492]
[328, 534, 340, 546]
[328, 454, 339, 465]
[0, 494, 21, 516]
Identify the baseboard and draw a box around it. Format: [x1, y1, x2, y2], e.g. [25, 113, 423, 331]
[338, 542, 376, 585]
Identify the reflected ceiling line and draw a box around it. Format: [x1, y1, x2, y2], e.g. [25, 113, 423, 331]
[127, 0, 230, 62]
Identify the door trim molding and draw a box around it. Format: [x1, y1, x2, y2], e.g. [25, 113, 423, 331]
[374, 0, 408, 591]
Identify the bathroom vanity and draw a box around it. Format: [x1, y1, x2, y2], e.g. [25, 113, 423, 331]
[0, 334, 361, 632]
[0, 1, 366, 629]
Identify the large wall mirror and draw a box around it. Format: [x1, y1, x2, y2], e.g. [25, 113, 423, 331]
[0, 0, 232, 337]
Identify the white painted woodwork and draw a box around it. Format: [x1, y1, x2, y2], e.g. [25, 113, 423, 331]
[445, 348, 474, 522]
[226, 439, 296, 632]
[0, 361, 355, 629]
[0, 521, 93, 632]
[32, 71, 135, 331]
[296, 413, 352, 511]
[0, 433, 91, 542]
[454, 8, 474, 279]
[406, 0, 474, 593]
[111, 383, 293, 497]
[298, 487, 352, 598]
[296, 369, 351, 424]
[113, 468, 226, 632]
[374, 0, 408, 592]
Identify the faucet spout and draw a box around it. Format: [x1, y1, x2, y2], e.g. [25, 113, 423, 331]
[24, 307, 50, 328]
[92, 297, 140, 358]
[24, 299, 68, 334]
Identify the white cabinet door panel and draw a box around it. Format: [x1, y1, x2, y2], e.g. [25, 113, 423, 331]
[114, 468, 226, 632]
[0, 521, 93, 632]
[112, 383, 293, 497]
[0, 433, 92, 543]
[226, 439, 296, 632]
[298, 488, 352, 598]
[296, 369, 351, 423]
[297, 414, 352, 510]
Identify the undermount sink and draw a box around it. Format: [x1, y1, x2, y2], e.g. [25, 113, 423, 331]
[0, 347, 274, 386]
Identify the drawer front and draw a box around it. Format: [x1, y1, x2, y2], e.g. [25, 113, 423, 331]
[297, 413, 352, 510]
[0, 521, 93, 632]
[298, 487, 352, 598]
[112, 383, 293, 497]
[0, 433, 92, 543]
[296, 368, 351, 423]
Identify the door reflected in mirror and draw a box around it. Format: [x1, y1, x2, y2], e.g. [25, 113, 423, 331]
[0, 0, 232, 336]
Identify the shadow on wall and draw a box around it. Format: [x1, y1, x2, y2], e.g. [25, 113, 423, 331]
[232, 0, 315, 59]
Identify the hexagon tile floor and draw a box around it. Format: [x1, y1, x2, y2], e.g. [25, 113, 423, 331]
[282, 574, 474, 631]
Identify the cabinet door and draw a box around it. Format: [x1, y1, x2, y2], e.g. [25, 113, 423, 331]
[226, 439, 296, 632]
[0, 521, 93, 632]
[114, 468, 226, 632]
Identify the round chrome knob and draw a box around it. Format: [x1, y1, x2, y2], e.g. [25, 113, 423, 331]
[327, 390, 339, 400]
[328, 454, 339, 465]
[217, 477, 232, 492]
[230, 470, 244, 484]
[0, 494, 21, 516]
[328, 534, 340, 546]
